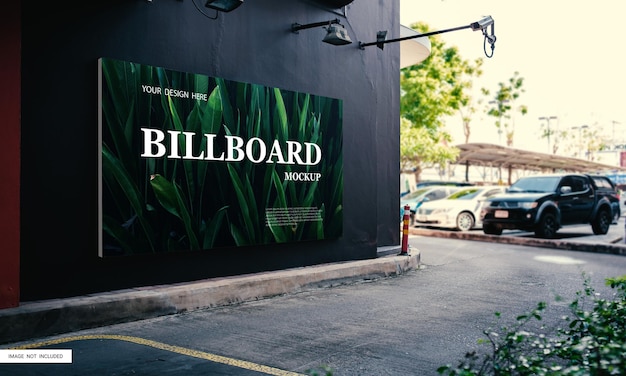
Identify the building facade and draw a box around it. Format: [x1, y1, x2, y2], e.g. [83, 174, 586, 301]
[0, 0, 402, 307]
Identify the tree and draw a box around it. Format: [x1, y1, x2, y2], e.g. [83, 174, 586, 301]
[400, 22, 482, 181]
[582, 124, 611, 161]
[551, 128, 569, 155]
[483, 71, 528, 147]
[562, 124, 610, 159]
[458, 96, 482, 144]
[400, 118, 459, 180]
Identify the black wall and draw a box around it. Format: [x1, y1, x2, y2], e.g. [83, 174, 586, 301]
[20, 0, 400, 300]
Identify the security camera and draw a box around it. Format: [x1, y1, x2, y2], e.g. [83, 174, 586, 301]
[471, 16, 494, 31]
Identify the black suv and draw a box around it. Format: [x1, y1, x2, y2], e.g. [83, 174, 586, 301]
[589, 174, 621, 224]
[480, 173, 615, 238]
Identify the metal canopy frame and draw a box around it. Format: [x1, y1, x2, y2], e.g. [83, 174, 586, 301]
[453, 143, 626, 173]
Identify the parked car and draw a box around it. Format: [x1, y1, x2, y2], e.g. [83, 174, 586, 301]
[480, 173, 615, 238]
[400, 185, 461, 226]
[588, 175, 621, 224]
[415, 185, 507, 231]
[415, 180, 474, 188]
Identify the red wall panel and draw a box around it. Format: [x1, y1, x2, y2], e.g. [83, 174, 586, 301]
[0, 0, 21, 308]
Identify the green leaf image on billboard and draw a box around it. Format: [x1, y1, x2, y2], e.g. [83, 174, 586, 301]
[98, 58, 343, 257]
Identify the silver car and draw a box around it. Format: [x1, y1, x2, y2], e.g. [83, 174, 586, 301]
[415, 185, 507, 231]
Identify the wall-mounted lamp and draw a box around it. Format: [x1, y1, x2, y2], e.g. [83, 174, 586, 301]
[292, 18, 353, 46]
[359, 16, 497, 58]
[205, 0, 243, 12]
[313, 0, 354, 8]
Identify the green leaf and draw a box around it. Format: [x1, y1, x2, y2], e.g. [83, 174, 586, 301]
[273, 87, 288, 143]
[266, 170, 290, 243]
[202, 206, 228, 249]
[149, 174, 200, 250]
[102, 146, 156, 252]
[227, 164, 255, 243]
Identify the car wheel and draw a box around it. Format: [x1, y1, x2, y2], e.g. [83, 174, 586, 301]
[456, 211, 475, 231]
[592, 208, 611, 235]
[535, 212, 558, 238]
[483, 224, 502, 235]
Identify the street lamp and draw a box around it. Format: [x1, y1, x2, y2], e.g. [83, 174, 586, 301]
[539, 116, 558, 153]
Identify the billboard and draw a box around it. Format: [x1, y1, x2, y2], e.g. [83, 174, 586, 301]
[98, 58, 343, 257]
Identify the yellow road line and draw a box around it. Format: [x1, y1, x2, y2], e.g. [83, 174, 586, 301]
[10, 334, 303, 376]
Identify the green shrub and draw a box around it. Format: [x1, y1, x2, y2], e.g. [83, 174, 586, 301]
[437, 274, 626, 376]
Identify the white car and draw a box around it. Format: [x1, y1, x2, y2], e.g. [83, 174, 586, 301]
[400, 185, 462, 226]
[415, 185, 507, 231]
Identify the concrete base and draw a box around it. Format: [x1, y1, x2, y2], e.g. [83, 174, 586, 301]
[0, 251, 420, 345]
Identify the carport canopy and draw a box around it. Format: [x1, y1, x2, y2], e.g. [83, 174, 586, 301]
[453, 143, 626, 174]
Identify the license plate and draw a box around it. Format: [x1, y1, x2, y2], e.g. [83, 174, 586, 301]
[494, 210, 508, 218]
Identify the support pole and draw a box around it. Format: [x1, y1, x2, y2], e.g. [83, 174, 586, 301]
[400, 205, 410, 255]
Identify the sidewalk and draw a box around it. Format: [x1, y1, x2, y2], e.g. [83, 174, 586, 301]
[0, 248, 419, 345]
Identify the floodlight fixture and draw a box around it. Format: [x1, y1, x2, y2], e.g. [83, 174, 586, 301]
[322, 24, 352, 45]
[359, 15, 497, 58]
[292, 18, 353, 46]
[205, 0, 243, 12]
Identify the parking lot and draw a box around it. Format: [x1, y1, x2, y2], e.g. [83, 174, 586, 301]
[3, 232, 626, 376]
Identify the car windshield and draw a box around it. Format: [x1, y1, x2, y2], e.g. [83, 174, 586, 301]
[508, 176, 560, 193]
[447, 188, 481, 200]
[403, 188, 431, 200]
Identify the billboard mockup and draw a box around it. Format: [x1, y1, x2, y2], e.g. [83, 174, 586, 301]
[98, 58, 343, 257]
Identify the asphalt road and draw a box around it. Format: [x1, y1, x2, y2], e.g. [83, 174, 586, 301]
[2, 231, 626, 376]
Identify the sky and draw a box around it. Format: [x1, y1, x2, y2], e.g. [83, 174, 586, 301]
[399, 0, 626, 155]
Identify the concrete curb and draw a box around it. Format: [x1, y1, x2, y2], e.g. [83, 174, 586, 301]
[409, 227, 626, 255]
[0, 252, 420, 345]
